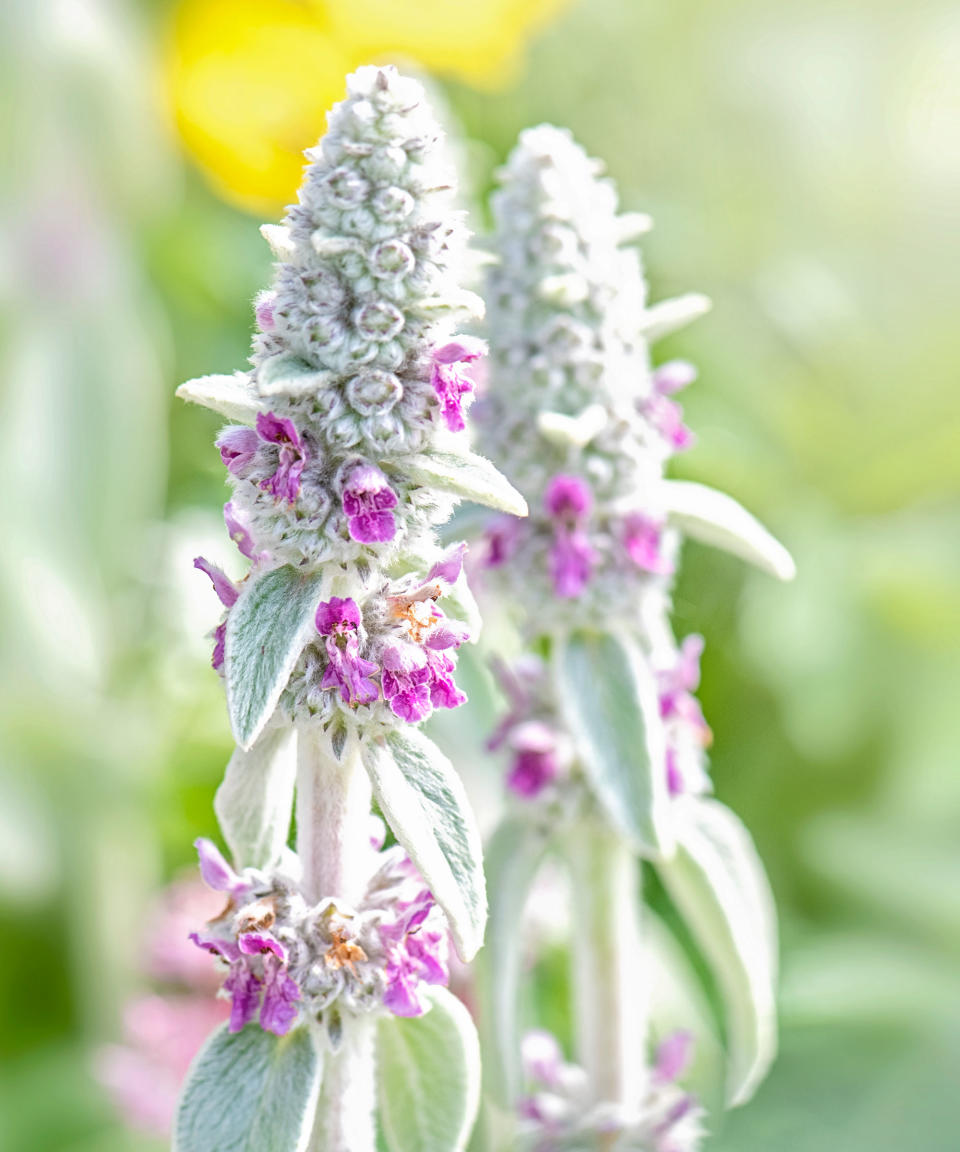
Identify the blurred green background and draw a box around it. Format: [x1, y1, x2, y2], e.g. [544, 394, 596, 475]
[2, 0, 959, 1148]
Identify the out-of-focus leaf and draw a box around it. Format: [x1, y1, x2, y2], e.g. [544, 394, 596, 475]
[214, 725, 297, 869]
[657, 797, 777, 1106]
[554, 630, 672, 856]
[378, 987, 481, 1152]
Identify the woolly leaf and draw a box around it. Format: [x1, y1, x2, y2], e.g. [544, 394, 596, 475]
[225, 566, 326, 750]
[257, 353, 333, 398]
[664, 480, 795, 581]
[215, 725, 298, 870]
[378, 987, 481, 1152]
[176, 373, 263, 423]
[476, 818, 550, 1105]
[362, 728, 486, 960]
[174, 1024, 321, 1152]
[555, 630, 673, 857]
[656, 797, 778, 1106]
[398, 451, 528, 518]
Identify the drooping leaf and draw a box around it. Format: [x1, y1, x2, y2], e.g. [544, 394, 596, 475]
[362, 728, 486, 960]
[378, 987, 481, 1152]
[476, 817, 550, 1106]
[176, 372, 263, 423]
[656, 797, 778, 1107]
[225, 566, 327, 750]
[174, 1024, 322, 1152]
[214, 725, 298, 870]
[554, 630, 673, 857]
[663, 480, 796, 581]
[397, 451, 528, 518]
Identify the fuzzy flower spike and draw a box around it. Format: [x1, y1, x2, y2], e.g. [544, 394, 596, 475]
[174, 68, 525, 1152]
[473, 126, 793, 1145]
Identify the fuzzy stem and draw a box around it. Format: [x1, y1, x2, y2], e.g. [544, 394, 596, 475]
[297, 727, 378, 1151]
[568, 819, 647, 1112]
[296, 726, 374, 905]
[309, 1015, 378, 1152]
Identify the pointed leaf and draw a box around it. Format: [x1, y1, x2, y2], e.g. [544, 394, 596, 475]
[656, 797, 778, 1106]
[225, 566, 326, 750]
[664, 480, 795, 581]
[476, 818, 550, 1105]
[174, 1024, 322, 1152]
[639, 292, 712, 341]
[176, 373, 263, 423]
[398, 451, 528, 518]
[555, 630, 673, 857]
[215, 725, 298, 870]
[378, 987, 481, 1152]
[362, 728, 486, 960]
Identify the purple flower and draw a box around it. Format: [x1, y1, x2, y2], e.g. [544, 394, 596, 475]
[484, 515, 524, 568]
[644, 361, 697, 453]
[315, 597, 379, 706]
[381, 642, 432, 723]
[622, 513, 674, 575]
[223, 964, 262, 1032]
[189, 931, 241, 965]
[544, 475, 596, 599]
[427, 542, 467, 585]
[259, 955, 300, 1035]
[653, 1031, 694, 1084]
[424, 648, 467, 711]
[505, 721, 559, 799]
[238, 932, 287, 962]
[224, 502, 257, 561]
[342, 463, 398, 544]
[522, 1029, 565, 1090]
[193, 557, 239, 608]
[657, 637, 711, 795]
[431, 336, 485, 432]
[381, 890, 449, 1017]
[194, 838, 250, 898]
[256, 412, 307, 503]
[216, 426, 259, 476]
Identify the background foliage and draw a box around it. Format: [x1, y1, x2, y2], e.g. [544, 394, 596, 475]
[2, 0, 959, 1148]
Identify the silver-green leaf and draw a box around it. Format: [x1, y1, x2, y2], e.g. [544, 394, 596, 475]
[174, 1024, 322, 1152]
[225, 566, 326, 750]
[554, 630, 673, 857]
[362, 728, 486, 960]
[378, 987, 481, 1152]
[397, 451, 528, 517]
[258, 353, 333, 398]
[214, 725, 298, 870]
[656, 796, 778, 1107]
[176, 372, 263, 423]
[663, 480, 795, 581]
[476, 817, 550, 1106]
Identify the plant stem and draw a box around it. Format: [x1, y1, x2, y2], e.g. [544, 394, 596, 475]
[568, 818, 647, 1113]
[297, 727, 378, 1152]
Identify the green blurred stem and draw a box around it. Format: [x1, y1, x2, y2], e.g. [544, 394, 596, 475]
[568, 819, 647, 1111]
[297, 728, 377, 1152]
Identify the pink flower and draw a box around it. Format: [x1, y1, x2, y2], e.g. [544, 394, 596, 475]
[623, 513, 674, 575]
[431, 337, 485, 432]
[315, 596, 379, 706]
[544, 475, 596, 599]
[342, 463, 398, 544]
[256, 411, 307, 503]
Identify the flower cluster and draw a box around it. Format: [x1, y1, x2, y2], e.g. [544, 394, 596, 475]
[476, 124, 707, 623]
[190, 837, 449, 1039]
[183, 67, 498, 728]
[517, 1030, 705, 1152]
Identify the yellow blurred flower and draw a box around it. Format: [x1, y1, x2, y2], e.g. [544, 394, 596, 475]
[167, 0, 572, 216]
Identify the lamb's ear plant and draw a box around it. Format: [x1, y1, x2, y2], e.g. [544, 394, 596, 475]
[473, 126, 793, 1149]
[173, 66, 525, 1152]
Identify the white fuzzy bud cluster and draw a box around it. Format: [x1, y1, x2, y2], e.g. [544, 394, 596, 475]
[477, 124, 709, 629]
